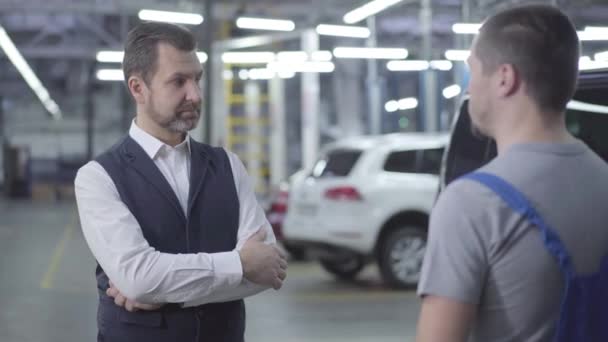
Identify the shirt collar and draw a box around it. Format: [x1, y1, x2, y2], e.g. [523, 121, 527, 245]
[129, 120, 191, 159]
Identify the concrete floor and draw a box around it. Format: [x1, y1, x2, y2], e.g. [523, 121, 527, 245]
[0, 199, 421, 342]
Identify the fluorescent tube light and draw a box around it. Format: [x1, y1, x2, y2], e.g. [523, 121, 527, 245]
[343, 0, 404, 24]
[567, 100, 608, 114]
[311, 50, 333, 61]
[595, 51, 608, 61]
[267, 61, 335, 73]
[236, 17, 295, 32]
[578, 30, 608, 42]
[430, 60, 453, 70]
[442, 85, 462, 99]
[277, 51, 308, 63]
[0, 25, 61, 119]
[316, 24, 370, 38]
[97, 50, 206, 63]
[248, 68, 275, 80]
[385, 100, 399, 112]
[333, 47, 408, 59]
[397, 97, 418, 110]
[196, 52, 208, 63]
[96, 69, 124, 81]
[445, 49, 470, 61]
[222, 52, 276, 64]
[452, 23, 481, 34]
[138, 9, 203, 25]
[96, 50, 124, 63]
[387, 60, 429, 71]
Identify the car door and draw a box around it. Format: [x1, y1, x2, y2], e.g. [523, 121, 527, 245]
[440, 69, 608, 191]
[440, 98, 496, 190]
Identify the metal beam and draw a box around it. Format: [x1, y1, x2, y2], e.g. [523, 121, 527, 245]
[2, 46, 97, 59]
[203, 0, 214, 144]
[76, 16, 121, 46]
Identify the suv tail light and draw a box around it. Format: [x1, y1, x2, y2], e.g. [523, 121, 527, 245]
[324, 186, 363, 201]
[269, 190, 289, 213]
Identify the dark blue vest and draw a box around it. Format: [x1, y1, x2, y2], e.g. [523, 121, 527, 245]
[94, 136, 245, 342]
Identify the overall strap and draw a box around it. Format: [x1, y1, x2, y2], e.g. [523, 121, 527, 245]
[462, 172, 575, 276]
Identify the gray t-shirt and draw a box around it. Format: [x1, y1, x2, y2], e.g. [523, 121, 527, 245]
[418, 140, 608, 341]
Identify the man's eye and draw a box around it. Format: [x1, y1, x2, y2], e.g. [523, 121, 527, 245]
[174, 78, 185, 86]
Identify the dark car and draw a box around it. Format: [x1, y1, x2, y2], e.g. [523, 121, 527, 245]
[441, 68, 608, 189]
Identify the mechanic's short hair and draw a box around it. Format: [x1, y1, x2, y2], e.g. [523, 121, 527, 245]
[475, 4, 579, 113]
[123, 21, 196, 85]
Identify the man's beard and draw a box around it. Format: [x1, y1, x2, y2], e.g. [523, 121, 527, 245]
[155, 102, 201, 133]
[166, 112, 200, 133]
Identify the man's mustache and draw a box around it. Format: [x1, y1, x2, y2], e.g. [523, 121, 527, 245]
[177, 103, 201, 113]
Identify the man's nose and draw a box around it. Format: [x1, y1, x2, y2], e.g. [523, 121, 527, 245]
[186, 80, 202, 105]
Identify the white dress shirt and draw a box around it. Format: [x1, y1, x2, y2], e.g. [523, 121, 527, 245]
[75, 121, 273, 307]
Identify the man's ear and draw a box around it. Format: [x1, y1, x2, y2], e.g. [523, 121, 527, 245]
[128, 75, 147, 105]
[496, 63, 520, 98]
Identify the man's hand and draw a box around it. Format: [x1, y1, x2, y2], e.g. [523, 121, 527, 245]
[106, 281, 164, 312]
[239, 229, 288, 290]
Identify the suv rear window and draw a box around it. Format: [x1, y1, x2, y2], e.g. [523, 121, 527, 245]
[383, 150, 417, 173]
[419, 148, 445, 174]
[384, 148, 445, 174]
[311, 149, 362, 178]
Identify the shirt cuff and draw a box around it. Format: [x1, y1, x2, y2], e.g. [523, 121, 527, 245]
[212, 251, 243, 289]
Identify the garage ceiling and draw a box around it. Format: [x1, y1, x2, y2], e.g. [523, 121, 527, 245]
[0, 0, 606, 100]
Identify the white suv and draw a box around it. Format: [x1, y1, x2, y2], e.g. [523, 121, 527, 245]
[283, 133, 448, 288]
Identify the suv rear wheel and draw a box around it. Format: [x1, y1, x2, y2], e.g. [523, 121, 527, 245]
[379, 226, 427, 289]
[320, 256, 365, 280]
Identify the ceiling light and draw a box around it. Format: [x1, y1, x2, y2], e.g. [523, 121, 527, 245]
[96, 51, 124, 63]
[316, 24, 370, 38]
[578, 30, 608, 42]
[387, 60, 429, 71]
[343, 0, 404, 24]
[222, 52, 276, 64]
[278, 71, 296, 79]
[567, 100, 608, 114]
[445, 49, 470, 61]
[311, 51, 333, 61]
[138, 10, 203, 25]
[333, 47, 408, 59]
[430, 60, 453, 70]
[385, 100, 399, 112]
[277, 51, 308, 63]
[96, 69, 124, 81]
[196, 52, 208, 63]
[238, 69, 249, 80]
[584, 26, 608, 34]
[397, 97, 418, 110]
[0, 25, 61, 119]
[452, 23, 481, 34]
[579, 58, 608, 71]
[248, 68, 275, 80]
[267, 61, 335, 73]
[223, 70, 234, 80]
[594, 51, 608, 61]
[442, 85, 462, 99]
[236, 17, 295, 32]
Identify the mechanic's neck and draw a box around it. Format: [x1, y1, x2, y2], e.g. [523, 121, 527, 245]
[135, 113, 186, 147]
[492, 101, 574, 155]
